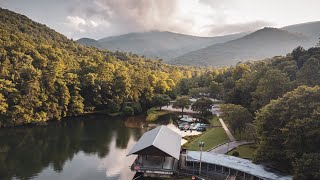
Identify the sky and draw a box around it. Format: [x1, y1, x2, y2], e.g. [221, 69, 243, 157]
[1, 0, 320, 39]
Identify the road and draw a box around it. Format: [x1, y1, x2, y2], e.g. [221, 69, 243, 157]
[208, 117, 254, 154]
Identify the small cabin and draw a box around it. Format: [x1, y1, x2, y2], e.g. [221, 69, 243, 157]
[127, 125, 182, 177]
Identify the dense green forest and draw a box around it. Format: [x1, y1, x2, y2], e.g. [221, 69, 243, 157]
[175, 46, 320, 179]
[0, 8, 210, 127]
[0, 8, 319, 179]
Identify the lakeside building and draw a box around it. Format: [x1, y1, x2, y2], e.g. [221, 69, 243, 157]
[127, 125, 182, 177]
[127, 125, 292, 180]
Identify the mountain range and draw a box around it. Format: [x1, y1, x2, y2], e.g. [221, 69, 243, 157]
[78, 22, 320, 66]
[77, 31, 246, 61]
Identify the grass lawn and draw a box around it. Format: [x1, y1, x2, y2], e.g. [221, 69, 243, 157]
[146, 108, 172, 121]
[223, 122, 255, 141]
[227, 144, 257, 160]
[184, 127, 229, 151]
[209, 115, 221, 126]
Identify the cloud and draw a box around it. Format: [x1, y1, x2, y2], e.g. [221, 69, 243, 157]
[61, 0, 276, 38]
[199, 0, 234, 8]
[64, 0, 232, 38]
[74, 0, 182, 35]
[67, 16, 86, 26]
[64, 14, 109, 35]
[203, 21, 275, 36]
[3, 0, 320, 39]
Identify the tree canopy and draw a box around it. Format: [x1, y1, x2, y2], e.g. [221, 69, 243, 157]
[1, 7, 320, 179]
[172, 96, 192, 113]
[220, 104, 253, 136]
[255, 86, 320, 176]
[151, 94, 171, 110]
[191, 97, 213, 116]
[0, 8, 206, 127]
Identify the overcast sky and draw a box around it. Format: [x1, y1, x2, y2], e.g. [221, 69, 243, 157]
[1, 0, 320, 39]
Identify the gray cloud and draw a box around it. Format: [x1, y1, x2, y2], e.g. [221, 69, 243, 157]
[6, 0, 317, 39]
[204, 21, 275, 36]
[65, 0, 185, 38]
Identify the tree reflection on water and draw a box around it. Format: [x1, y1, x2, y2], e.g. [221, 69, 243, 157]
[0, 114, 145, 180]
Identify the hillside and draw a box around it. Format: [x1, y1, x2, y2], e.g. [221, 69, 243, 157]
[171, 28, 311, 66]
[282, 21, 320, 44]
[0, 8, 198, 127]
[77, 31, 246, 61]
[77, 37, 101, 48]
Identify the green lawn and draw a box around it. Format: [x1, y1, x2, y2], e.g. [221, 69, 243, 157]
[224, 122, 254, 141]
[209, 115, 221, 126]
[185, 127, 229, 151]
[227, 144, 257, 159]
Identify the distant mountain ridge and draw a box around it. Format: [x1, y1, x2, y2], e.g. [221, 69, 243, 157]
[77, 31, 247, 61]
[77, 38, 101, 48]
[170, 25, 318, 66]
[78, 21, 320, 66]
[282, 21, 320, 42]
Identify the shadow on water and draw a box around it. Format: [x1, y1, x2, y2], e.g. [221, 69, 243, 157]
[0, 114, 146, 180]
[153, 113, 179, 126]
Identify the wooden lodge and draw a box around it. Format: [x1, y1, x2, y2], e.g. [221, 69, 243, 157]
[127, 125, 181, 177]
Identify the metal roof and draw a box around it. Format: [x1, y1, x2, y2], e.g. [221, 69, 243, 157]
[127, 125, 182, 159]
[187, 151, 292, 180]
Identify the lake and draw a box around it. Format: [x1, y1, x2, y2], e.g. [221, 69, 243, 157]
[0, 113, 180, 180]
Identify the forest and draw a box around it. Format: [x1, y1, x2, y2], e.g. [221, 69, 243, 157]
[0, 8, 210, 127]
[175, 46, 320, 179]
[0, 8, 319, 179]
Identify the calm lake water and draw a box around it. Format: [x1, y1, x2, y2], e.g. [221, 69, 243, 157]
[0, 114, 178, 180]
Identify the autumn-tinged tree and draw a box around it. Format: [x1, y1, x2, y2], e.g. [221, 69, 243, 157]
[0, 93, 8, 114]
[0, 8, 207, 126]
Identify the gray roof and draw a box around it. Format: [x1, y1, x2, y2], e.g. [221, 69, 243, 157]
[187, 151, 292, 180]
[127, 125, 182, 159]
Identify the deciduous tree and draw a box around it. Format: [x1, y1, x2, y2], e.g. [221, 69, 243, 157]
[220, 104, 253, 137]
[152, 94, 171, 110]
[255, 86, 320, 171]
[172, 96, 191, 114]
[191, 97, 213, 116]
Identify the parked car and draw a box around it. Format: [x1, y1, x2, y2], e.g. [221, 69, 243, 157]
[199, 123, 207, 128]
[196, 127, 206, 132]
[179, 122, 190, 130]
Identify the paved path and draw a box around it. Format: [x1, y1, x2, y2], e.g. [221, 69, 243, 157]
[208, 140, 254, 154]
[208, 118, 254, 154]
[218, 118, 235, 141]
